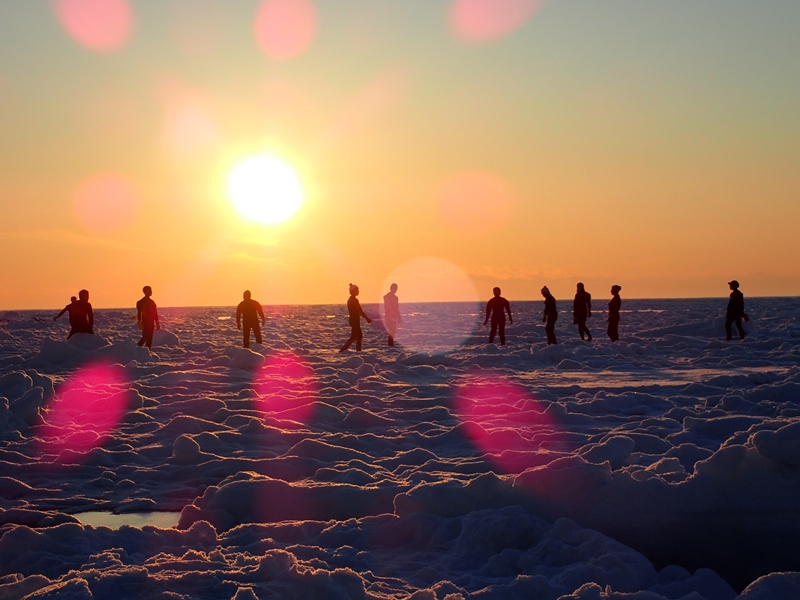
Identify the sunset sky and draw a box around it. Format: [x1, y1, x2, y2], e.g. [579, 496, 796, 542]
[1, 0, 798, 310]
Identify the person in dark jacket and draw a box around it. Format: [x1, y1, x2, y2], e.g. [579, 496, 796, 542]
[66, 290, 94, 339]
[725, 280, 747, 341]
[573, 282, 592, 341]
[54, 296, 78, 336]
[541, 286, 558, 345]
[136, 286, 160, 349]
[340, 283, 372, 352]
[237, 290, 265, 348]
[383, 283, 401, 347]
[484, 287, 513, 346]
[608, 285, 622, 342]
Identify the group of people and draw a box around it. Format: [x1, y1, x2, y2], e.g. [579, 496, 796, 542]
[54, 286, 161, 349]
[54, 280, 748, 352]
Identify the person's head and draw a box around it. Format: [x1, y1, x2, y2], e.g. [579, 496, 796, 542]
[541, 286, 550, 297]
[78, 289, 89, 301]
[576, 282, 585, 292]
[243, 290, 251, 300]
[143, 286, 152, 297]
[390, 283, 398, 293]
[493, 287, 501, 297]
[611, 285, 621, 295]
[70, 296, 77, 303]
[349, 283, 359, 296]
[728, 280, 739, 290]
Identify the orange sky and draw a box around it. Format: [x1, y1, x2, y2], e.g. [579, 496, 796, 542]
[1, 0, 799, 309]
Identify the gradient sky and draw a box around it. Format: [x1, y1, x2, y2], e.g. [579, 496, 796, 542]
[1, 0, 798, 309]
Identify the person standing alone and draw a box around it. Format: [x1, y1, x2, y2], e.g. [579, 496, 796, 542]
[340, 283, 372, 352]
[383, 283, 401, 347]
[484, 287, 512, 346]
[607, 285, 622, 342]
[573, 282, 592, 341]
[541, 286, 558, 345]
[236, 290, 265, 349]
[136, 286, 160, 349]
[725, 280, 747, 341]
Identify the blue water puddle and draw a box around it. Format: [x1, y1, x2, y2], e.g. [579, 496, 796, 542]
[75, 511, 181, 529]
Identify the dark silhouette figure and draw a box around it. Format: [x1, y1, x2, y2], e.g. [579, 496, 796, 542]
[62, 290, 94, 338]
[573, 282, 592, 341]
[608, 285, 622, 342]
[541, 286, 558, 345]
[237, 290, 265, 349]
[54, 296, 78, 333]
[383, 283, 401, 347]
[136, 286, 160, 349]
[339, 283, 372, 352]
[484, 287, 512, 345]
[725, 280, 747, 341]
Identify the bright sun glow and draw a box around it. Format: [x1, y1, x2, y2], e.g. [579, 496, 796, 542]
[226, 154, 304, 225]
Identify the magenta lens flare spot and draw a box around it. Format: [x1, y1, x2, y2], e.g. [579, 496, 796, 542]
[438, 171, 514, 236]
[39, 363, 129, 462]
[450, 0, 542, 43]
[254, 351, 318, 428]
[254, 0, 317, 59]
[72, 172, 138, 232]
[453, 373, 555, 475]
[53, 0, 134, 52]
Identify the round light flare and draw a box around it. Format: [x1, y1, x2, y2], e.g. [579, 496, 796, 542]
[226, 154, 304, 225]
[253, 351, 318, 429]
[53, 0, 134, 52]
[72, 172, 138, 232]
[37, 362, 130, 462]
[453, 374, 558, 475]
[450, 0, 542, 43]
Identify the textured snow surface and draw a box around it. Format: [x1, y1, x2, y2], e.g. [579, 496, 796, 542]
[1, 298, 800, 599]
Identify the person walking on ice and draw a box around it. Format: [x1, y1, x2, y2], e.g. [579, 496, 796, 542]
[237, 290, 265, 349]
[136, 286, 160, 349]
[340, 283, 372, 352]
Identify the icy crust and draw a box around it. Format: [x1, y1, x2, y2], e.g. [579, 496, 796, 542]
[0, 509, 738, 600]
[1, 300, 800, 598]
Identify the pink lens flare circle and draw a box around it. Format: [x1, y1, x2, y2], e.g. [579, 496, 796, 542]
[254, 0, 317, 59]
[253, 351, 318, 428]
[38, 362, 130, 461]
[450, 0, 542, 43]
[453, 373, 556, 475]
[438, 171, 514, 236]
[72, 172, 138, 232]
[53, 0, 134, 52]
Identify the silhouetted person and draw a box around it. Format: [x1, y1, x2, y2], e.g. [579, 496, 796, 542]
[136, 286, 160, 349]
[608, 285, 622, 342]
[541, 286, 558, 345]
[383, 283, 401, 347]
[340, 283, 372, 352]
[62, 290, 94, 339]
[484, 287, 512, 345]
[237, 290, 265, 349]
[573, 282, 592, 341]
[725, 280, 747, 341]
[54, 296, 78, 333]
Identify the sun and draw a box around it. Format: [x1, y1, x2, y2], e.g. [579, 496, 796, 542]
[225, 153, 304, 225]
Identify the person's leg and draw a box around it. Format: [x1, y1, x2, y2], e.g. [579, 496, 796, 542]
[143, 322, 155, 349]
[355, 324, 363, 351]
[498, 320, 506, 346]
[735, 317, 745, 339]
[243, 323, 251, 348]
[725, 316, 734, 341]
[387, 319, 396, 346]
[253, 321, 262, 345]
[489, 321, 498, 343]
[340, 326, 357, 352]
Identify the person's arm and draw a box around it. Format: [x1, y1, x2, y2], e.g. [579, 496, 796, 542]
[136, 301, 143, 325]
[236, 303, 242, 329]
[505, 300, 512, 324]
[257, 302, 265, 325]
[358, 301, 372, 323]
[54, 305, 68, 320]
[484, 301, 491, 326]
[154, 303, 160, 329]
[587, 294, 592, 318]
[88, 304, 94, 330]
